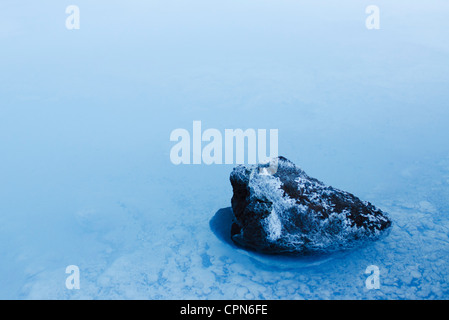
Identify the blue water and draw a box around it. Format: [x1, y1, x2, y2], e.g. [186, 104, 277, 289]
[0, 1, 448, 299]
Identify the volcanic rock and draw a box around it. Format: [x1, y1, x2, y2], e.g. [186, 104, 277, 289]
[230, 157, 392, 254]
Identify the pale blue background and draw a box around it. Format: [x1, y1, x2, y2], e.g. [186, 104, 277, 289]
[0, 1, 448, 299]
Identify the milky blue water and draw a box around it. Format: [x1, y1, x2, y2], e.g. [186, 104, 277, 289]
[0, 1, 448, 299]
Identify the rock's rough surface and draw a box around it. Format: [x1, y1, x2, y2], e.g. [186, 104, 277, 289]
[230, 157, 392, 255]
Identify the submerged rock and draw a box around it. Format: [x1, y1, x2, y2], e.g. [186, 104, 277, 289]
[230, 157, 392, 255]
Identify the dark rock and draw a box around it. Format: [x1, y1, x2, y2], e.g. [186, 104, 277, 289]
[230, 157, 392, 255]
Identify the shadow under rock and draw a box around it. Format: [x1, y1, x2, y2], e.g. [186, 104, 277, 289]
[209, 207, 238, 249]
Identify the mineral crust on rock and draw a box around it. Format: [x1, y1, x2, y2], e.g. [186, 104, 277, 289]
[230, 157, 392, 255]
